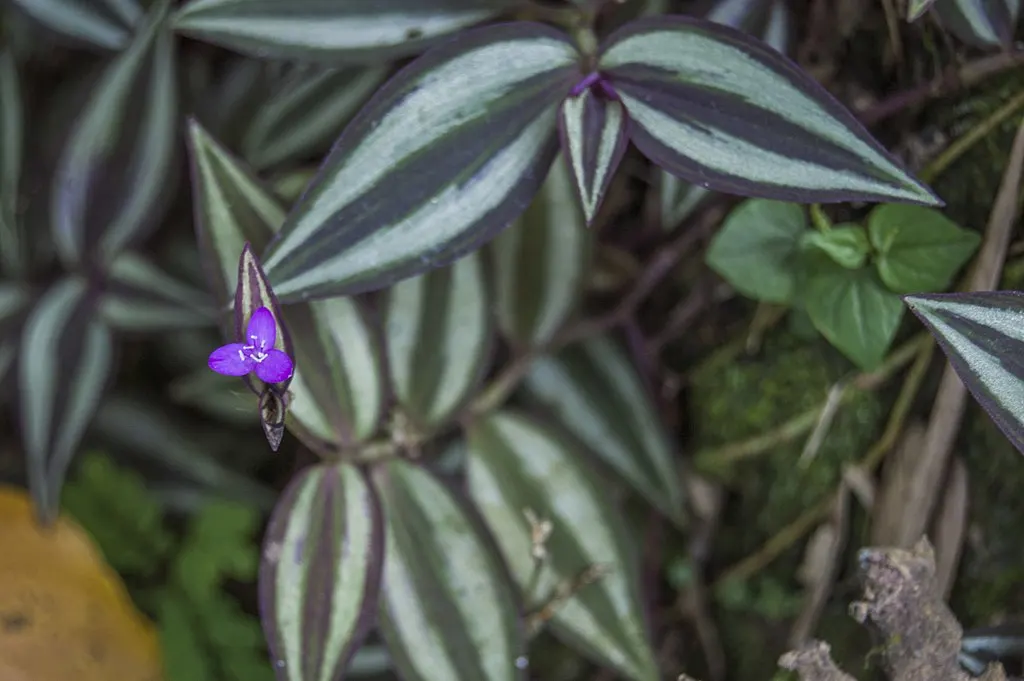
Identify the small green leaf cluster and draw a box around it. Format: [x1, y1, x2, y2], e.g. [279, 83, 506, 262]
[62, 452, 273, 681]
[706, 199, 980, 369]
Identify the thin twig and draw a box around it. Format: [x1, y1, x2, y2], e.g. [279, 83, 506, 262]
[918, 88, 1024, 183]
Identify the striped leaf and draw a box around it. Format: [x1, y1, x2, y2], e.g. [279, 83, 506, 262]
[283, 297, 385, 449]
[99, 252, 217, 332]
[260, 23, 581, 302]
[521, 335, 684, 524]
[908, 0, 938, 20]
[597, 16, 940, 206]
[51, 0, 178, 268]
[19, 277, 114, 524]
[241, 65, 388, 171]
[187, 117, 284, 313]
[933, 0, 1019, 47]
[0, 50, 25, 277]
[558, 86, 628, 224]
[465, 410, 658, 681]
[373, 458, 525, 681]
[187, 120, 384, 454]
[904, 291, 1024, 456]
[9, 0, 142, 49]
[384, 250, 492, 429]
[491, 154, 590, 349]
[260, 461, 384, 681]
[172, 0, 522, 62]
[654, 0, 792, 233]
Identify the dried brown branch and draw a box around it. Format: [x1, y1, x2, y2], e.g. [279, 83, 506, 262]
[779, 539, 1007, 681]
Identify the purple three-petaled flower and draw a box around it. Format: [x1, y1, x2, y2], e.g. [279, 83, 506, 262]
[208, 306, 294, 384]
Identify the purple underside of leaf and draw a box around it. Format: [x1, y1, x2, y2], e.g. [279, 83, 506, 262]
[209, 342, 252, 376]
[255, 349, 294, 383]
[247, 305, 277, 348]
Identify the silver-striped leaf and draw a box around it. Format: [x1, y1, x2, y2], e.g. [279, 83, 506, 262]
[187, 117, 283, 313]
[654, 0, 791, 233]
[0, 50, 25, 277]
[172, 0, 523, 62]
[491, 154, 590, 349]
[373, 458, 525, 681]
[187, 119, 383, 454]
[384, 250, 492, 429]
[19, 276, 114, 523]
[260, 23, 581, 302]
[100, 252, 217, 331]
[904, 291, 1024, 456]
[51, 0, 178, 268]
[283, 297, 385, 448]
[521, 335, 685, 524]
[558, 86, 628, 224]
[9, 0, 142, 50]
[932, 0, 1019, 47]
[597, 16, 940, 206]
[260, 461, 385, 681]
[465, 410, 659, 681]
[241, 65, 389, 171]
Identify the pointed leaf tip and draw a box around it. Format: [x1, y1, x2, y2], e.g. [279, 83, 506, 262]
[598, 15, 941, 206]
[259, 22, 581, 301]
[558, 86, 629, 224]
[902, 290, 1024, 457]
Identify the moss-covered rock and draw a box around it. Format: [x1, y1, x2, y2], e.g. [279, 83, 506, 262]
[688, 328, 886, 677]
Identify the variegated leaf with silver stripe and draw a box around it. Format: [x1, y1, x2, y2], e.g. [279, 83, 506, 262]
[384, 250, 492, 429]
[559, 86, 628, 224]
[173, 0, 523, 62]
[597, 16, 940, 206]
[905, 291, 1024, 457]
[19, 276, 114, 523]
[374, 459, 525, 681]
[260, 462, 384, 681]
[466, 410, 659, 681]
[261, 23, 581, 302]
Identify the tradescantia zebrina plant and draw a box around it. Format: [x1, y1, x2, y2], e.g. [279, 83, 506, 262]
[253, 11, 940, 302]
[2, 0, 960, 678]
[188, 120, 674, 681]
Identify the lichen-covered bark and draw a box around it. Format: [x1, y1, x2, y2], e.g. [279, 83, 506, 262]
[780, 538, 1007, 681]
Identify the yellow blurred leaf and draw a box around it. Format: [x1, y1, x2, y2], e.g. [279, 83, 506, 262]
[0, 485, 163, 681]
